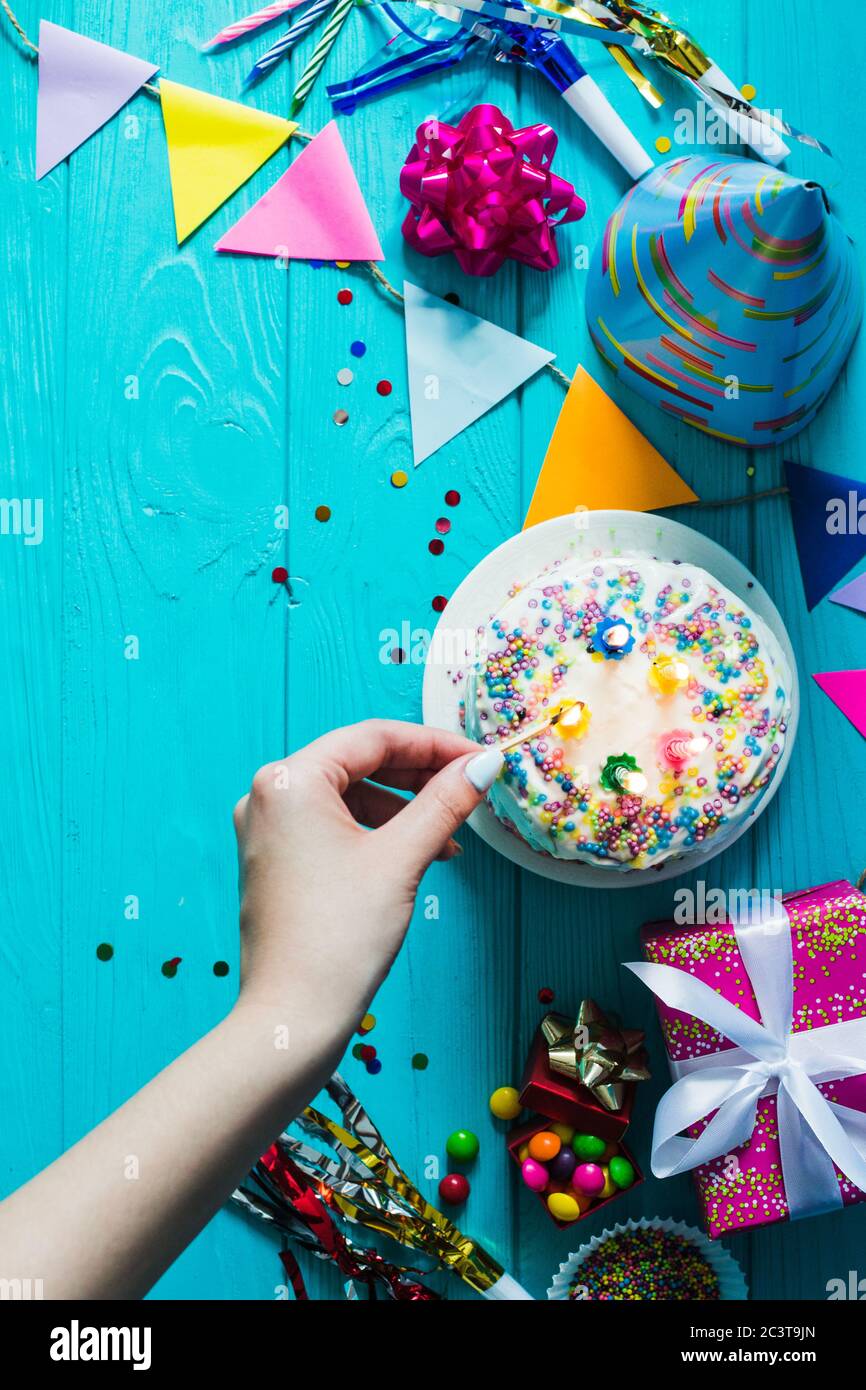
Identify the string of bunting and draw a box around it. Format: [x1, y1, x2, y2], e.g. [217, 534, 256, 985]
[0, 1, 815, 516]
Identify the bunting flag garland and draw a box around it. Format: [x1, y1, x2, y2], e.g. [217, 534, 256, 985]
[35, 20, 158, 179]
[524, 367, 698, 528]
[403, 281, 554, 468]
[813, 670, 866, 741]
[829, 572, 866, 617]
[785, 460, 866, 611]
[160, 79, 297, 242]
[215, 121, 383, 261]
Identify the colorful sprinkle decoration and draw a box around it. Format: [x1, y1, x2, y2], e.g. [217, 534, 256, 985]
[350, 340, 366, 358]
[569, 1228, 720, 1301]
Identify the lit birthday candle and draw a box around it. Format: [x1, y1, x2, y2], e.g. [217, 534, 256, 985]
[648, 653, 691, 695]
[600, 754, 648, 796]
[593, 617, 635, 660]
[498, 697, 587, 754]
[659, 729, 713, 769]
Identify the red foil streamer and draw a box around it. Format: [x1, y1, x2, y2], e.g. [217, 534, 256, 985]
[400, 103, 586, 276]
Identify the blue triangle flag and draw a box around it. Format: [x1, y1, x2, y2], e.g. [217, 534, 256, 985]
[785, 459, 866, 610]
[404, 282, 554, 467]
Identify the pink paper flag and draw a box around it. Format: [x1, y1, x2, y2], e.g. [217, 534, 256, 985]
[215, 121, 383, 261]
[36, 21, 158, 180]
[813, 670, 866, 740]
[829, 571, 866, 617]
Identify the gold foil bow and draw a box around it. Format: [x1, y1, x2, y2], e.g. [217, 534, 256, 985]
[542, 1000, 650, 1111]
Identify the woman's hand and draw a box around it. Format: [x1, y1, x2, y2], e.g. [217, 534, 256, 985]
[232, 719, 503, 1045]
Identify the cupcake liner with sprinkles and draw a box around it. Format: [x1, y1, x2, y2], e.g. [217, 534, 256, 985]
[547, 1217, 748, 1302]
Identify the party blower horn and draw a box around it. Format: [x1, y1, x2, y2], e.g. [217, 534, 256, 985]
[234, 1073, 533, 1299]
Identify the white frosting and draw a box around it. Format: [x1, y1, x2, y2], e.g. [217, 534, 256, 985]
[464, 551, 791, 872]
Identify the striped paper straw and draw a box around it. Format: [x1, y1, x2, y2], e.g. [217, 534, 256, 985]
[289, 0, 355, 115]
[205, 0, 308, 47]
[245, 0, 335, 83]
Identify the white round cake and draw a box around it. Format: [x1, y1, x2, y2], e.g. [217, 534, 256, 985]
[463, 550, 792, 873]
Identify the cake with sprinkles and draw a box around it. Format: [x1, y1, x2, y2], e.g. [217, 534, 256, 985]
[464, 550, 791, 872]
[567, 1227, 720, 1301]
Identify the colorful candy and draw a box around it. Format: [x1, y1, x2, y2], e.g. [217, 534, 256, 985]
[568, 1227, 720, 1301]
[549, 1148, 577, 1183]
[438, 1173, 470, 1205]
[572, 1133, 606, 1161]
[572, 1163, 606, 1196]
[445, 1129, 479, 1163]
[609, 1155, 636, 1189]
[489, 1086, 522, 1120]
[547, 1191, 582, 1223]
[549, 1121, 575, 1145]
[528, 1130, 561, 1162]
[521, 1158, 550, 1193]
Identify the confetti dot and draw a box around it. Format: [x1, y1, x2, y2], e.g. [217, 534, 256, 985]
[366, 1057, 383, 1075]
[352, 1043, 365, 1060]
[213, 961, 230, 977]
[272, 566, 288, 584]
[746, 465, 756, 478]
[337, 288, 353, 305]
[336, 261, 350, 269]
[96, 942, 114, 962]
[444, 292, 460, 306]
[390, 646, 406, 664]
[412, 1052, 429, 1070]
[435, 517, 451, 535]
[538, 986, 555, 1004]
[391, 470, 408, 489]
[740, 82, 757, 101]
[655, 135, 672, 154]
[350, 340, 366, 358]
[432, 595, 448, 613]
[337, 367, 354, 386]
[359, 1012, 376, 1034]
[360, 1043, 376, 1061]
[376, 379, 392, 396]
[444, 489, 461, 507]
[315, 504, 331, 522]
[309, 260, 324, 270]
[429, 538, 444, 556]
[333, 409, 349, 426]
[161, 958, 181, 979]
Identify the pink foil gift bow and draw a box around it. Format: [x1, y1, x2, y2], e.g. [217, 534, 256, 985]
[399, 104, 586, 277]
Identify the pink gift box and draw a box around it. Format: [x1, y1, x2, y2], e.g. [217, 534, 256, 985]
[641, 880, 866, 1238]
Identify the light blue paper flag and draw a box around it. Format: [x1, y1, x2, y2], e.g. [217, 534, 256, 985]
[829, 571, 866, 616]
[404, 281, 554, 467]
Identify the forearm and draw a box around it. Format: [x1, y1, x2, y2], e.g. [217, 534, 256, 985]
[0, 999, 344, 1300]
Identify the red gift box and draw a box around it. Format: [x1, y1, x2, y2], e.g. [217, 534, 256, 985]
[508, 1116, 643, 1229]
[518, 1026, 635, 1140]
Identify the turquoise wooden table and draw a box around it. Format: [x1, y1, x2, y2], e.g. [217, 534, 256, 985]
[2, 0, 865, 1302]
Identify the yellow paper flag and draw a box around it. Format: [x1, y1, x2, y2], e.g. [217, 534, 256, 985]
[524, 366, 698, 529]
[160, 79, 296, 243]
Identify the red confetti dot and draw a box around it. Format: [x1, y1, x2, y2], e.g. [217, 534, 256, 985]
[337, 288, 353, 305]
[360, 1044, 376, 1061]
[376, 380, 392, 396]
[271, 566, 288, 584]
[435, 517, 451, 535]
[445, 490, 461, 507]
[432, 595, 448, 613]
[428, 539, 444, 556]
[538, 986, 555, 1005]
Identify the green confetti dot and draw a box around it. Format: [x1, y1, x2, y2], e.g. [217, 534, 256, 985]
[96, 942, 114, 962]
[213, 960, 230, 977]
[352, 1043, 365, 1060]
[411, 1052, 429, 1070]
[746, 465, 756, 477]
[161, 961, 178, 978]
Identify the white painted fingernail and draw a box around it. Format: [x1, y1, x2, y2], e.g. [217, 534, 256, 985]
[464, 747, 504, 792]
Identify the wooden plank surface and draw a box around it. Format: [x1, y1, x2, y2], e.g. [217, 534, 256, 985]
[1, 0, 864, 1301]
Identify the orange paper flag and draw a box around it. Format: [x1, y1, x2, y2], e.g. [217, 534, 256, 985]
[524, 366, 698, 529]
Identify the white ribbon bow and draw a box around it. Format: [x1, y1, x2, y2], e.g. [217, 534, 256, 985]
[625, 902, 866, 1219]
